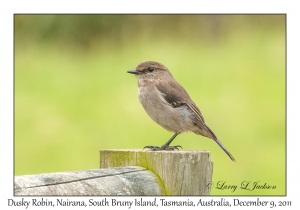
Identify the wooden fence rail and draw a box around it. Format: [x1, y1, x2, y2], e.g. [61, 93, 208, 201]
[15, 166, 164, 195]
[15, 150, 213, 196]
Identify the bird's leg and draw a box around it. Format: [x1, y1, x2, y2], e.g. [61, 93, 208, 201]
[144, 132, 182, 151]
[160, 132, 181, 150]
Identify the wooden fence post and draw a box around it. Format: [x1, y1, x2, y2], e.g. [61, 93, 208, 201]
[100, 149, 213, 195]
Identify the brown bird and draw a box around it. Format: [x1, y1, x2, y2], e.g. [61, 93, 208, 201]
[127, 61, 235, 162]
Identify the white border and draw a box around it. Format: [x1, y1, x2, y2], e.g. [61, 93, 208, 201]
[1, 0, 299, 208]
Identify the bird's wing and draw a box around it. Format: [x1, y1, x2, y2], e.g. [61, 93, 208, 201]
[157, 80, 218, 140]
[185, 102, 206, 125]
[156, 80, 206, 124]
[156, 81, 189, 108]
[156, 88, 185, 108]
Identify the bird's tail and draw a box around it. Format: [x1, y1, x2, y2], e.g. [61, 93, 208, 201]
[213, 138, 236, 162]
[197, 124, 236, 162]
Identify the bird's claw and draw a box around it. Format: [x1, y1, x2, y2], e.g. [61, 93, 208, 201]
[143, 145, 182, 151]
[143, 146, 161, 151]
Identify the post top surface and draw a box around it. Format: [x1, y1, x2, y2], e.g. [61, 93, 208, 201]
[100, 149, 211, 154]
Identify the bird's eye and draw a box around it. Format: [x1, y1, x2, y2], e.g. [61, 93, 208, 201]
[148, 67, 154, 72]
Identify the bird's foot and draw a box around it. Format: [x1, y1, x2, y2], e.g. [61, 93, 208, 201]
[143, 145, 182, 151]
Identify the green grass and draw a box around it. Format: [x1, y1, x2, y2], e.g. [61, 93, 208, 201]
[15, 27, 285, 195]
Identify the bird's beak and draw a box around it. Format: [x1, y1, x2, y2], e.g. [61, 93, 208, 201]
[127, 70, 139, 75]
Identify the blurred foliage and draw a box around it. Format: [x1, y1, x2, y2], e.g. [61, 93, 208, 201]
[14, 14, 284, 48]
[14, 14, 285, 196]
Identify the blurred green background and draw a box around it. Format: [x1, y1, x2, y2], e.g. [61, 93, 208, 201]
[14, 15, 285, 195]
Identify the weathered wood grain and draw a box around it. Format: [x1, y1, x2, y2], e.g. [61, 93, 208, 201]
[15, 166, 165, 196]
[100, 149, 213, 195]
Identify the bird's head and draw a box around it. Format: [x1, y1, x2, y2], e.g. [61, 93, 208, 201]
[127, 61, 173, 86]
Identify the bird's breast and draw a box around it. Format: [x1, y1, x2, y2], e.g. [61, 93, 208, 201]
[137, 86, 160, 107]
[137, 86, 194, 132]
